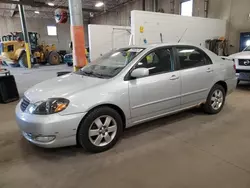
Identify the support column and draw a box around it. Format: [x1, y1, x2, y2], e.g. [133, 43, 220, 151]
[18, 5, 31, 69]
[68, 0, 87, 71]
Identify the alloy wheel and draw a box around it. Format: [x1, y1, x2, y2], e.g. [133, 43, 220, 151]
[210, 89, 224, 110]
[88, 115, 117, 147]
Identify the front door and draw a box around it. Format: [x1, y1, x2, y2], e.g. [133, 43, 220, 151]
[128, 47, 181, 124]
[175, 46, 215, 108]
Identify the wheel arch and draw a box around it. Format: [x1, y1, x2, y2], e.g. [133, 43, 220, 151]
[76, 103, 126, 145]
[214, 81, 228, 94]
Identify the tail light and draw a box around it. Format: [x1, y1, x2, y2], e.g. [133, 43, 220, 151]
[233, 64, 236, 70]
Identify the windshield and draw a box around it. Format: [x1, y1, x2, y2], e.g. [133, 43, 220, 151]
[76, 48, 144, 78]
[243, 46, 250, 51]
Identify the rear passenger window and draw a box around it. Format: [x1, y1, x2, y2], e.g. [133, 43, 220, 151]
[176, 47, 212, 70]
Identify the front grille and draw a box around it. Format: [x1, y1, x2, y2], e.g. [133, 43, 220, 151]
[20, 97, 30, 112]
[239, 59, 250, 66]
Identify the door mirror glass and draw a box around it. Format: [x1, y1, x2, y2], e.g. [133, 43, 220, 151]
[131, 68, 149, 78]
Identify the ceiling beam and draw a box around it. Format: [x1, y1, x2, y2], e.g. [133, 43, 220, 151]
[0, 0, 101, 12]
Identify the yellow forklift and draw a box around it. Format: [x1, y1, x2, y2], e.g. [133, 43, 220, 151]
[0, 32, 60, 68]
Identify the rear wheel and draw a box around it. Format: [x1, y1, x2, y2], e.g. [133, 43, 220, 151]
[48, 51, 60, 65]
[18, 52, 28, 68]
[77, 107, 123, 153]
[203, 84, 226, 114]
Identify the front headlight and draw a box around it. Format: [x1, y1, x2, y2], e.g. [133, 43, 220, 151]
[26, 98, 69, 115]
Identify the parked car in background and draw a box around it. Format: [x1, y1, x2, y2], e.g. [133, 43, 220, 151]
[229, 46, 250, 84]
[64, 53, 73, 66]
[16, 43, 237, 153]
[64, 48, 89, 67]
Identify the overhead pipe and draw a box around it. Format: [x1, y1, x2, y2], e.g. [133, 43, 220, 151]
[0, 0, 101, 12]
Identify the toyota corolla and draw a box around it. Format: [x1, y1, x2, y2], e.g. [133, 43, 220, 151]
[16, 44, 237, 153]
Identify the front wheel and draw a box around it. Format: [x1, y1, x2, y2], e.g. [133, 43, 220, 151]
[77, 107, 123, 153]
[48, 51, 60, 65]
[203, 84, 226, 114]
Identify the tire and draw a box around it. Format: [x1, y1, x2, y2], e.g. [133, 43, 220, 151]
[48, 51, 60, 65]
[203, 84, 226, 114]
[18, 52, 28, 68]
[67, 62, 73, 67]
[77, 107, 123, 153]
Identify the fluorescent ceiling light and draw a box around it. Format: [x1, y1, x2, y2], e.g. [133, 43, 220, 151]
[95, 2, 104, 7]
[34, 11, 40, 14]
[48, 2, 55, 6]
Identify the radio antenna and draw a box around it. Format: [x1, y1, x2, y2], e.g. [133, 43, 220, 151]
[178, 28, 188, 43]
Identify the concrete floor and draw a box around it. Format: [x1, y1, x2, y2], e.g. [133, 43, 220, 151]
[1, 65, 250, 188]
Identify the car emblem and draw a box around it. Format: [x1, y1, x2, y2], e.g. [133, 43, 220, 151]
[244, 60, 250, 65]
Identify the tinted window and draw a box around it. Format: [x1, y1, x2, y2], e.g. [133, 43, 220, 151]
[176, 47, 211, 70]
[7, 45, 14, 52]
[136, 48, 173, 75]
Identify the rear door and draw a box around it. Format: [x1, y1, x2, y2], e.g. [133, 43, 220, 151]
[175, 46, 215, 108]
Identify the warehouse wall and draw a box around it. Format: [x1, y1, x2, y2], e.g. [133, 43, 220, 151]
[208, 0, 250, 54]
[90, 0, 189, 26]
[90, 0, 143, 26]
[131, 10, 226, 46]
[0, 17, 89, 52]
[90, 0, 250, 54]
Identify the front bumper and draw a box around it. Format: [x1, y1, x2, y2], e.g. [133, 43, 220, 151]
[236, 71, 250, 81]
[15, 101, 86, 148]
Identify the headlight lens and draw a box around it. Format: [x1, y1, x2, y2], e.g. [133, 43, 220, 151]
[27, 98, 69, 115]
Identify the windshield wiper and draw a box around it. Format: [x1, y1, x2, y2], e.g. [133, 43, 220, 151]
[92, 73, 111, 78]
[80, 70, 110, 79]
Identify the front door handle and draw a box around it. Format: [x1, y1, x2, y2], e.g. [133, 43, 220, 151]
[170, 75, 179, 80]
[206, 68, 213, 73]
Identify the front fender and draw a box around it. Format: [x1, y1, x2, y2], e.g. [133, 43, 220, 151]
[59, 81, 130, 121]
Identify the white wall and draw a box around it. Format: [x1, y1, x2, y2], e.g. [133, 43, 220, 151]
[131, 11, 227, 47]
[0, 17, 89, 52]
[88, 24, 131, 61]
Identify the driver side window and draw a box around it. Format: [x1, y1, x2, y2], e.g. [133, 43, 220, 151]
[136, 48, 173, 76]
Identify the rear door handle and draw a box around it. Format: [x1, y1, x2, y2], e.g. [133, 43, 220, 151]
[170, 75, 179, 80]
[207, 68, 213, 73]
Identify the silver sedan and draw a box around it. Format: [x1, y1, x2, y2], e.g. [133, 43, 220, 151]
[16, 43, 237, 153]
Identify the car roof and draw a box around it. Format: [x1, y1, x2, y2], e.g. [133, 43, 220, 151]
[124, 43, 219, 60]
[126, 43, 204, 49]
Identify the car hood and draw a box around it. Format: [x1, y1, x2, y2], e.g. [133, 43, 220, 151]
[229, 51, 250, 59]
[24, 73, 108, 102]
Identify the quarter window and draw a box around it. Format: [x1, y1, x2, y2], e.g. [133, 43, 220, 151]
[176, 47, 212, 70]
[136, 48, 174, 76]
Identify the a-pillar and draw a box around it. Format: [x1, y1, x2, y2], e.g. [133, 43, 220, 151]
[68, 0, 87, 71]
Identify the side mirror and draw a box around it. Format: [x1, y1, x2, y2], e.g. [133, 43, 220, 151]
[131, 68, 149, 78]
